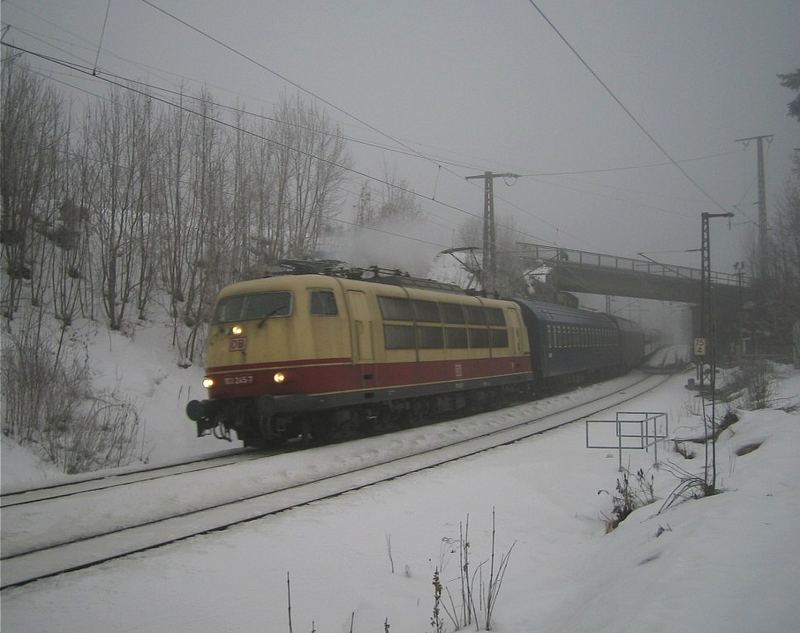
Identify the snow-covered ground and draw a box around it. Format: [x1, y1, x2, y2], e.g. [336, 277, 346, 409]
[2, 334, 799, 632]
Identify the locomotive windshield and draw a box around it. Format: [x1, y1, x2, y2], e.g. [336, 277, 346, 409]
[213, 291, 292, 323]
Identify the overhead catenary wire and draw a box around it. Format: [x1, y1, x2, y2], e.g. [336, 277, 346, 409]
[137, 0, 456, 176]
[526, 0, 731, 215]
[1, 40, 560, 251]
[4, 2, 749, 258]
[134, 1, 591, 243]
[92, 0, 111, 75]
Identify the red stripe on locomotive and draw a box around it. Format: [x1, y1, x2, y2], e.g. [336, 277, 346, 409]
[207, 354, 532, 399]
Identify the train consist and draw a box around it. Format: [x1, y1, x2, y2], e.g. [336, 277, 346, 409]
[186, 265, 645, 446]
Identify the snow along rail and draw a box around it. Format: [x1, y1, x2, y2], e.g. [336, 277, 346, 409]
[1, 371, 672, 590]
[0, 448, 260, 509]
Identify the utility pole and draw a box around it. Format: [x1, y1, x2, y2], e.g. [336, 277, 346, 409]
[465, 171, 517, 292]
[699, 211, 733, 493]
[735, 134, 773, 277]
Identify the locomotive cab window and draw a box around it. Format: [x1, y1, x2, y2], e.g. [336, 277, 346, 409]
[213, 291, 291, 323]
[310, 290, 338, 316]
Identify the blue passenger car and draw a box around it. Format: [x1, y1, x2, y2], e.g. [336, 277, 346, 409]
[513, 299, 640, 388]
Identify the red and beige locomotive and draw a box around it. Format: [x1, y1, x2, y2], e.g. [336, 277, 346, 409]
[186, 263, 644, 446]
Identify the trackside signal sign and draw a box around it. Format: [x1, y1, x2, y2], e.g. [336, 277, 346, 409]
[694, 337, 707, 357]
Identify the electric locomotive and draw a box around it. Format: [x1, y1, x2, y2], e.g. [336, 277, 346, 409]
[186, 266, 534, 446]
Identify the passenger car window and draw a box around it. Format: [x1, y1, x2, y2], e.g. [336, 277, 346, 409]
[310, 290, 338, 315]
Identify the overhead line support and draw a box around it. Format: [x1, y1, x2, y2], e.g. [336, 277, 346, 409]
[465, 171, 518, 292]
[734, 134, 773, 278]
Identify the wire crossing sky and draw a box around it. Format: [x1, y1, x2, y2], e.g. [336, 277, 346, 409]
[2, 0, 798, 272]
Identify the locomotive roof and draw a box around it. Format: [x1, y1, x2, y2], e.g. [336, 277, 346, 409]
[216, 274, 511, 307]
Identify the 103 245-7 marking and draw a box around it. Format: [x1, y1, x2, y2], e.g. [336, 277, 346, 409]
[224, 375, 253, 385]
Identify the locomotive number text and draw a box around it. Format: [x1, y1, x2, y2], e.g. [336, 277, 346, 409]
[229, 337, 247, 351]
[224, 375, 254, 385]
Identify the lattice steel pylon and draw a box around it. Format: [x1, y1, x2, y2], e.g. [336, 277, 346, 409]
[465, 171, 517, 292]
[700, 211, 733, 491]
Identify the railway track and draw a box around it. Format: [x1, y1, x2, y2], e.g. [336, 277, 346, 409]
[0, 448, 260, 509]
[1, 371, 673, 590]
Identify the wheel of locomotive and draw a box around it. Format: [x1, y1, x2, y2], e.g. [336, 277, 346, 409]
[357, 406, 390, 436]
[308, 413, 335, 445]
[330, 409, 364, 441]
[236, 428, 268, 449]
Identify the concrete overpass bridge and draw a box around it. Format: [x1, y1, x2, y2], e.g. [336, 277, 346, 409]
[517, 242, 752, 306]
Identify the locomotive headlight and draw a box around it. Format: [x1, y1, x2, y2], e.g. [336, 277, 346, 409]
[273, 371, 286, 384]
[202, 377, 215, 389]
[231, 325, 243, 335]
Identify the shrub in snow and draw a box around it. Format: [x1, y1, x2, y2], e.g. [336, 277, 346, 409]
[1, 327, 144, 473]
[434, 509, 515, 632]
[599, 467, 656, 532]
[722, 360, 776, 410]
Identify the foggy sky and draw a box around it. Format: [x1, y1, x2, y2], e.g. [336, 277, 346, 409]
[3, 0, 799, 274]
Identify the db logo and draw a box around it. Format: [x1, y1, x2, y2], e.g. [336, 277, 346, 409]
[229, 337, 247, 352]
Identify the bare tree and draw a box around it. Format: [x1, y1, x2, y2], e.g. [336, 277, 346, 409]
[272, 95, 349, 258]
[133, 95, 159, 320]
[158, 89, 191, 346]
[88, 87, 155, 330]
[1, 57, 65, 321]
[180, 89, 225, 362]
[376, 162, 420, 224]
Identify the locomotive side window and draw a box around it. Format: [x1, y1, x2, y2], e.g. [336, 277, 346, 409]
[378, 296, 414, 321]
[417, 326, 444, 348]
[464, 305, 486, 325]
[490, 329, 509, 348]
[384, 324, 415, 349]
[445, 327, 468, 348]
[441, 303, 465, 324]
[468, 328, 490, 348]
[413, 300, 441, 323]
[213, 291, 291, 323]
[310, 290, 338, 315]
[486, 307, 505, 326]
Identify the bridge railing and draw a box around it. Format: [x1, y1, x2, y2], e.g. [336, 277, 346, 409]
[517, 243, 746, 287]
